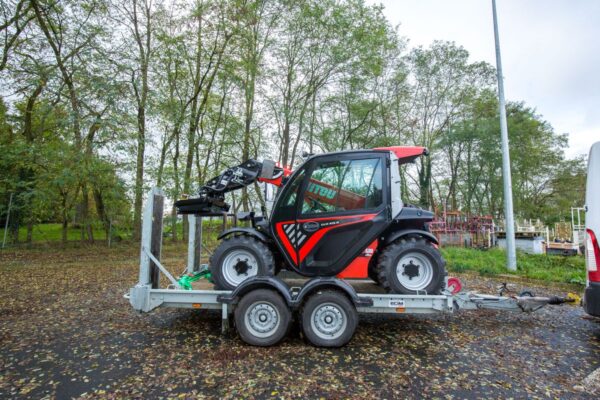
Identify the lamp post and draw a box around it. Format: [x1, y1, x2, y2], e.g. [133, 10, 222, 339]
[492, 0, 517, 270]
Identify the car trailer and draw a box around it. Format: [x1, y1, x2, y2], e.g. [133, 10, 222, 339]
[127, 188, 574, 347]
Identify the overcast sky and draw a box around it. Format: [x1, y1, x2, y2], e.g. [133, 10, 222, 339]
[366, 0, 600, 158]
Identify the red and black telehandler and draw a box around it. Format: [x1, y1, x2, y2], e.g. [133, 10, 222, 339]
[175, 146, 447, 295]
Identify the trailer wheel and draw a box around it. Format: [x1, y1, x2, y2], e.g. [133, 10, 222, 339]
[234, 289, 291, 346]
[301, 290, 357, 347]
[377, 237, 446, 295]
[210, 235, 275, 290]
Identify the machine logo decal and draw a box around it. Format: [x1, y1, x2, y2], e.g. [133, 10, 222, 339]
[302, 221, 320, 232]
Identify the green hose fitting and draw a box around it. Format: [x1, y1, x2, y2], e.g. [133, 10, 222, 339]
[178, 264, 212, 290]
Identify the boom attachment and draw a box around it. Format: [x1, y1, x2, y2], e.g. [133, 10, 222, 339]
[175, 159, 290, 215]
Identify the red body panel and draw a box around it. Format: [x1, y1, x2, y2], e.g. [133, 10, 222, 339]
[373, 146, 427, 163]
[336, 240, 378, 279]
[257, 163, 292, 187]
[275, 220, 298, 264]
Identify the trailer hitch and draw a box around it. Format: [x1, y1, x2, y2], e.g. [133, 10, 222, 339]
[513, 295, 574, 312]
[454, 291, 577, 312]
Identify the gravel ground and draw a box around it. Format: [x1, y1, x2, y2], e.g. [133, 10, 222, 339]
[0, 245, 599, 399]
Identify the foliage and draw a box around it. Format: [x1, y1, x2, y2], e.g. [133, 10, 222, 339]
[442, 247, 586, 286]
[0, 0, 587, 245]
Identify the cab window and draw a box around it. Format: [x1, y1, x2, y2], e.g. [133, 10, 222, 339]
[301, 158, 383, 215]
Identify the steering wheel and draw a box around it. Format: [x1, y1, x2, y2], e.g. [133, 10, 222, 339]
[307, 197, 328, 213]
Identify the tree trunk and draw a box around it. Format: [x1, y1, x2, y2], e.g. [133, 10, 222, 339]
[81, 184, 94, 243]
[419, 157, 432, 208]
[26, 221, 33, 248]
[171, 129, 180, 242]
[61, 194, 68, 248]
[131, 0, 152, 241]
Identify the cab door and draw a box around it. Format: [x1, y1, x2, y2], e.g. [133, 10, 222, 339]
[270, 165, 307, 268]
[277, 152, 390, 277]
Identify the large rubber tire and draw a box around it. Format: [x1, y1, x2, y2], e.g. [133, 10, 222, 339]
[301, 290, 358, 348]
[368, 254, 380, 284]
[376, 237, 446, 295]
[234, 289, 291, 346]
[209, 235, 275, 290]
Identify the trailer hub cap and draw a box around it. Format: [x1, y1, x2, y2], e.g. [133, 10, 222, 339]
[245, 301, 280, 338]
[222, 249, 258, 286]
[396, 253, 433, 291]
[311, 303, 347, 340]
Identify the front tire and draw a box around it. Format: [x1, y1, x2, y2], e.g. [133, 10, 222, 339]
[376, 237, 446, 294]
[209, 235, 275, 290]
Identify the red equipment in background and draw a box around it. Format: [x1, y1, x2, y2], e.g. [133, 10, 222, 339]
[429, 210, 495, 248]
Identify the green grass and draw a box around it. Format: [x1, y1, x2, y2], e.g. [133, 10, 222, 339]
[441, 247, 587, 286]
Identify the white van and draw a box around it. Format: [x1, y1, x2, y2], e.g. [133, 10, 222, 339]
[584, 141, 600, 316]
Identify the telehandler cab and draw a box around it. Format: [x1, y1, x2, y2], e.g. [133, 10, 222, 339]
[175, 146, 446, 295]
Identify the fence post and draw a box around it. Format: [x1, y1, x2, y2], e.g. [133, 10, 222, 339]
[139, 188, 164, 287]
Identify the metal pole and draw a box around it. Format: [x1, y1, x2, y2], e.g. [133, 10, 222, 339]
[492, 0, 517, 270]
[187, 215, 202, 273]
[2, 193, 14, 249]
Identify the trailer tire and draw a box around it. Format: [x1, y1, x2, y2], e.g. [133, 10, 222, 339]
[301, 290, 357, 347]
[234, 289, 291, 346]
[377, 237, 446, 295]
[210, 235, 275, 290]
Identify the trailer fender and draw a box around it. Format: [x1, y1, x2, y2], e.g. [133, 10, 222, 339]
[292, 277, 373, 310]
[217, 276, 292, 305]
[217, 227, 269, 243]
[383, 229, 439, 246]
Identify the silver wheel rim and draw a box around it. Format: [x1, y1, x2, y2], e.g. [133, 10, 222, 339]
[310, 302, 347, 340]
[222, 249, 258, 286]
[245, 301, 280, 338]
[396, 252, 434, 291]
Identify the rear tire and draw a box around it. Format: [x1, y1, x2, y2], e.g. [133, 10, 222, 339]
[301, 290, 357, 347]
[234, 289, 291, 346]
[376, 237, 446, 295]
[210, 235, 275, 290]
